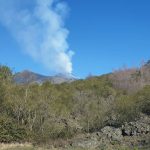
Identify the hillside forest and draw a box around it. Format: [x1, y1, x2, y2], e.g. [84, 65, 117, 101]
[0, 61, 150, 146]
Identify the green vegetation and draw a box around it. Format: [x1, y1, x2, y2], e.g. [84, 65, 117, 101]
[0, 64, 150, 145]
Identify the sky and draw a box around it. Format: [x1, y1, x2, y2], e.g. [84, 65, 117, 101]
[0, 0, 150, 78]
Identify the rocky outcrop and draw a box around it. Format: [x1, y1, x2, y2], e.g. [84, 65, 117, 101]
[69, 114, 150, 150]
[101, 126, 123, 142]
[122, 114, 150, 136]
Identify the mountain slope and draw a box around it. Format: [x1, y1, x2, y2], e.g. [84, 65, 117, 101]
[14, 70, 76, 84]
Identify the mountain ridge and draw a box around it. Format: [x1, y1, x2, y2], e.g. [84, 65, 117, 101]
[14, 70, 76, 84]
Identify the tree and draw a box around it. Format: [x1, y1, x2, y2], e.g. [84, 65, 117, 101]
[0, 65, 12, 82]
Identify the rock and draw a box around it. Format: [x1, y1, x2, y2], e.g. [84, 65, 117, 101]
[122, 115, 150, 136]
[70, 114, 150, 149]
[71, 138, 99, 149]
[101, 126, 123, 142]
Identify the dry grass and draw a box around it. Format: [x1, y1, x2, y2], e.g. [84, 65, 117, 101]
[0, 143, 34, 150]
[0, 143, 64, 150]
[0, 143, 143, 150]
[0, 143, 95, 150]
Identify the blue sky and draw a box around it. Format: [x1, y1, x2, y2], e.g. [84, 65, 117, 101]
[0, 0, 150, 78]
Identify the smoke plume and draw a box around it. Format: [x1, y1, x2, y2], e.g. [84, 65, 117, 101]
[0, 0, 74, 74]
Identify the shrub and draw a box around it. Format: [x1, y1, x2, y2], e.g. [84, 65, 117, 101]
[0, 116, 27, 143]
[114, 95, 139, 125]
[133, 85, 150, 115]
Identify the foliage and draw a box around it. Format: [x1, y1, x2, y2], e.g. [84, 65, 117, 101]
[0, 65, 12, 82]
[0, 116, 27, 143]
[133, 85, 150, 115]
[0, 65, 150, 143]
[114, 95, 138, 125]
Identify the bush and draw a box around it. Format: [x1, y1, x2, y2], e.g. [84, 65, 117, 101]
[0, 117, 27, 143]
[114, 94, 139, 125]
[133, 85, 150, 115]
[0, 65, 12, 82]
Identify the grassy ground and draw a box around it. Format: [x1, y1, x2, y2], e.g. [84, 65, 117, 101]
[0, 143, 149, 150]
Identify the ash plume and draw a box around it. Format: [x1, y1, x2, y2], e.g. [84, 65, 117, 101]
[0, 0, 74, 74]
